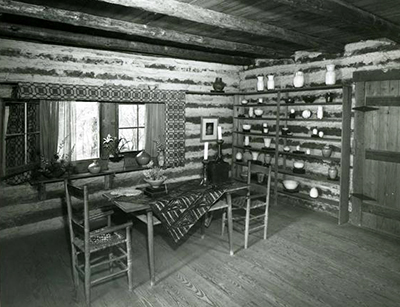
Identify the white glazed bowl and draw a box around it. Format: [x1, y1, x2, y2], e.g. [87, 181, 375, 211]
[283, 146, 290, 152]
[241, 99, 248, 105]
[282, 180, 299, 191]
[243, 124, 251, 131]
[254, 108, 264, 116]
[293, 161, 305, 169]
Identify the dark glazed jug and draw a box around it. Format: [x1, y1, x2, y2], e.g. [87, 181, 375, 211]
[136, 150, 151, 165]
[212, 77, 226, 92]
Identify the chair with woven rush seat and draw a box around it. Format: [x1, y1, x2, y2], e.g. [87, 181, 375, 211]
[65, 180, 134, 306]
[227, 160, 272, 249]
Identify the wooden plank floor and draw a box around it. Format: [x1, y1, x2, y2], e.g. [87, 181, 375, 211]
[1, 204, 400, 307]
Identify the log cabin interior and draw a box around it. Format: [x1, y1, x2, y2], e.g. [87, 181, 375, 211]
[1, 0, 400, 306]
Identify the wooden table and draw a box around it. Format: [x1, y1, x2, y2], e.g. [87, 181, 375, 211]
[103, 180, 248, 286]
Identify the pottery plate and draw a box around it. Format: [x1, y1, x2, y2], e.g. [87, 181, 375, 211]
[110, 187, 143, 197]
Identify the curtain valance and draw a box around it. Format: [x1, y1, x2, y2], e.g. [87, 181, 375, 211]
[17, 82, 186, 168]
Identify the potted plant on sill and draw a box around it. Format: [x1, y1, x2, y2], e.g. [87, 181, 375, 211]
[102, 134, 128, 162]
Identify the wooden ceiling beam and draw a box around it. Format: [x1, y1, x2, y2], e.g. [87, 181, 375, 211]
[0, 22, 254, 65]
[96, 0, 343, 52]
[270, 0, 400, 44]
[0, 0, 289, 58]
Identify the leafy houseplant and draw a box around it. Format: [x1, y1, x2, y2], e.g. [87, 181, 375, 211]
[103, 134, 127, 162]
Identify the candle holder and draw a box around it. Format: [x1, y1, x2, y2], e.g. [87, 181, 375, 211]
[215, 139, 224, 162]
[200, 159, 209, 186]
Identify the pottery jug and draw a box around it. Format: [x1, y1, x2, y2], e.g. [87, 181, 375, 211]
[257, 75, 265, 91]
[244, 135, 250, 146]
[325, 64, 336, 85]
[317, 106, 323, 119]
[88, 159, 101, 174]
[264, 154, 272, 164]
[213, 77, 226, 92]
[248, 107, 254, 118]
[267, 75, 275, 90]
[235, 151, 243, 161]
[136, 150, 151, 165]
[322, 144, 332, 157]
[310, 187, 319, 198]
[251, 151, 259, 161]
[264, 137, 272, 148]
[293, 71, 304, 88]
[243, 149, 252, 163]
[328, 165, 338, 179]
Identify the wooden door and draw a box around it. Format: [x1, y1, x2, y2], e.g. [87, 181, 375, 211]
[352, 70, 400, 236]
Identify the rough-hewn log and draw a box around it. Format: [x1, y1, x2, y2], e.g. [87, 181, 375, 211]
[0, 23, 254, 65]
[97, 0, 343, 52]
[269, 0, 400, 44]
[0, 0, 289, 58]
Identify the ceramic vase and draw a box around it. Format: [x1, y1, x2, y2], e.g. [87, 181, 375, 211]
[322, 145, 332, 157]
[257, 75, 265, 91]
[251, 151, 259, 161]
[243, 149, 252, 163]
[264, 137, 272, 148]
[244, 135, 250, 146]
[267, 75, 275, 90]
[310, 187, 319, 198]
[213, 77, 226, 92]
[317, 106, 323, 119]
[293, 71, 304, 88]
[136, 150, 151, 165]
[264, 154, 272, 164]
[88, 159, 101, 174]
[248, 107, 254, 118]
[158, 150, 165, 167]
[325, 64, 336, 85]
[328, 165, 338, 179]
[235, 151, 243, 161]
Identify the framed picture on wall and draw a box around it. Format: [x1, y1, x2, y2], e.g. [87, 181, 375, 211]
[200, 117, 219, 142]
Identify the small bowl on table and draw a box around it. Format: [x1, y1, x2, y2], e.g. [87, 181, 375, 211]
[282, 180, 299, 192]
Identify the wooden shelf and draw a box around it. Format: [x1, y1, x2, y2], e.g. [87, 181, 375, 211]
[277, 168, 340, 185]
[280, 151, 341, 162]
[279, 135, 341, 142]
[234, 116, 276, 120]
[278, 188, 340, 207]
[281, 117, 342, 122]
[233, 131, 276, 137]
[234, 102, 342, 107]
[233, 145, 276, 153]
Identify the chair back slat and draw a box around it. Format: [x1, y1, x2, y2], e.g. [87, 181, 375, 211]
[67, 184, 85, 200]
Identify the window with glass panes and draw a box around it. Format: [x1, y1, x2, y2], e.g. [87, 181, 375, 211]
[118, 104, 145, 152]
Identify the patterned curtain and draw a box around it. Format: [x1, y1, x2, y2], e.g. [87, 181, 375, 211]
[18, 82, 186, 167]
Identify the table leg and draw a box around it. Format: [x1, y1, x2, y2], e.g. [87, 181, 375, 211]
[146, 210, 155, 286]
[226, 193, 234, 256]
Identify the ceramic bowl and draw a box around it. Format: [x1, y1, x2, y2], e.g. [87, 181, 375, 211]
[241, 99, 248, 105]
[303, 95, 317, 103]
[283, 97, 295, 104]
[282, 180, 299, 191]
[242, 124, 251, 131]
[254, 108, 264, 116]
[302, 109, 312, 119]
[283, 146, 290, 152]
[293, 161, 305, 169]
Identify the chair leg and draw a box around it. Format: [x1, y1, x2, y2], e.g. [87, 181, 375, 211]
[126, 227, 134, 291]
[221, 211, 226, 237]
[71, 244, 79, 287]
[108, 216, 113, 272]
[84, 253, 91, 306]
[244, 202, 251, 249]
[200, 215, 206, 239]
[264, 204, 269, 240]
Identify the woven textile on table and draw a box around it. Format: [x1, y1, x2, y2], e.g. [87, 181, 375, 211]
[17, 82, 186, 167]
[150, 187, 225, 242]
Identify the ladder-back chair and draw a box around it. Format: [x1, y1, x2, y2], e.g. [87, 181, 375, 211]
[65, 180, 134, 306]
[226, 161, 272, 249]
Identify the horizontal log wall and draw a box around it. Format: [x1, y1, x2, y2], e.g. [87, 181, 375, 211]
[240, 39, 400, 231]
[0, 38, 239, 237]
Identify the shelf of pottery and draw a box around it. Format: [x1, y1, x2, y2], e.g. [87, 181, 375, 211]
[232, 78, 352, 220]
